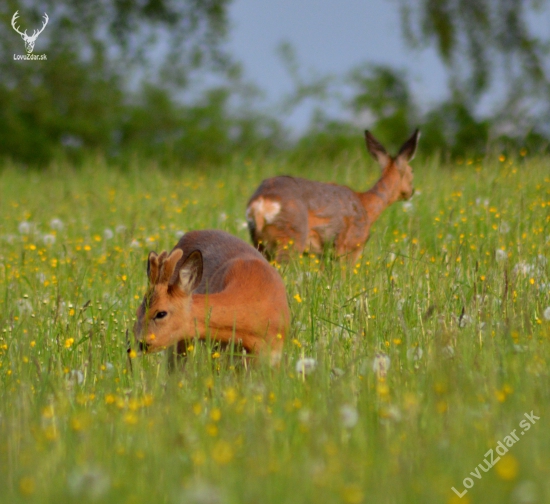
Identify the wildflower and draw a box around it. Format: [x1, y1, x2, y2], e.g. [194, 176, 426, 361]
[103, 228, 114, 240]
[129, 239, 141, 249]
[406, 346, 423, 361]
[48, 218, 64, 231]
[340, 404, 359, 428]
[19, 477, 35, 496]
[340, 484, 363, 504]
[295, 357, 316, 375]
[67, 468, 111, 501]
[543, 307, 550, 321]
[64, 338, 75, 348]
[372, 353, 390, 377]
[402, 201, 414, 212]
[66, 369, 84, 386]
[496, 454, 519, 481]
[18, 221, 31, 234]
[459, 314, 472, 328]
[294, 293, 302, 303]
[212, 441, 233, 465]
[495, 249, 507, 262]
[42, 233, 56, 245]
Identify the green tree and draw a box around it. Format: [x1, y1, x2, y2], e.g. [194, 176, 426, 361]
[398, 0, 550, 98]
[0, 0, 232, 165]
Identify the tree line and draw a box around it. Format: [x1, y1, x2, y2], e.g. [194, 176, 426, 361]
[1, 0, 548, 167]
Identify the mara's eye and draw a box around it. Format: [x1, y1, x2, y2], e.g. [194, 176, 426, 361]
[155, 311, 167, 320]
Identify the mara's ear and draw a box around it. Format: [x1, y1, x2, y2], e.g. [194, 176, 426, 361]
[172, 250, 203, 295]
[396, 129, 420, 167]
[147, 252, 159, 284]
[160, 248, 183, 283]
[365, 130, 392, 169]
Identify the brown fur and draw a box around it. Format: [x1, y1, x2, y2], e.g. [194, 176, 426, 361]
[246, 130, 420, 262]
[134, 230, 290, 364]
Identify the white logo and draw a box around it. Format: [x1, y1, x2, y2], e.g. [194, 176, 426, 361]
[11, 10, 48, 54]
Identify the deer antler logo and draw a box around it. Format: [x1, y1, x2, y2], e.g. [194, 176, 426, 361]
[11, 11, 49, 54]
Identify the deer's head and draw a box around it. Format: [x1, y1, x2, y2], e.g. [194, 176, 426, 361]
[134, 248, 203, 353]
[365, 129, 420, 201]
[11, 11, 49, 54]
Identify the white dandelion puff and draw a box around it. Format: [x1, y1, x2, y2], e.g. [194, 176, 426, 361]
[50, 218, 64, 231]
[495, 249, 507, 262]
[372, 353, 390, 376]
[68, 467, 110, 500]
[340, 404, 359, 428]
[66, 369, 84, 386]
[543, 307, 550, 321]
[103, 228, 114, 240]
[499, 221, 511, 234]
[43, 234, 56, 246]
[18, 221, 31, 234]
[295, 357, 317, 375]
[407, 346, 423, 361]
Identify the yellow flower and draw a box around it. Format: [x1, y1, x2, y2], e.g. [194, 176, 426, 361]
[64, 338, 74, 348]
[212, 440, 233, 465]
[496, 454, 518, 480]
[210, 408, 221, 422]
[19, 477, 35, 496]
[293, 293, 302, 303]
[340, 484, 363, 504]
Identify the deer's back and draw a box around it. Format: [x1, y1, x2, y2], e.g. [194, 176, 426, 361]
[249, 176, 364, 216]
[172, 229, 270, 294]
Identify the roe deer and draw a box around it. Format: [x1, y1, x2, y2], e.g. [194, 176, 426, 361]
[134, 230, 290, 365]
[246, 129, 420, 263]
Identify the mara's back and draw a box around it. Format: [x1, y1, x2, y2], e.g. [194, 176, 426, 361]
[249, 176, 364, 215]
[173, 229, 269, 294]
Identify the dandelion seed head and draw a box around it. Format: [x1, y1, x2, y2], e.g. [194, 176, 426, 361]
[407, 346, 423, 361]
[499, 221, 511, 234]
[50, 218, 64, 231]
[66, 369, 84, 387]
[372, 353, 390, 376]
[295, 357, 316, 375]
[68, 467, 110, 501]
[103, 228, 114, 240]
[340, 404, 359, 428]
[495, 249, 507, 261]
[43, 234, 56, 246]
[18, 221, 31, 234]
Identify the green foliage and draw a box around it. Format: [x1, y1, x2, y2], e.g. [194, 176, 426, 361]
[398, 0, 550, 97]
[0, 0, 234, 166]
[1, 155, 549, 503]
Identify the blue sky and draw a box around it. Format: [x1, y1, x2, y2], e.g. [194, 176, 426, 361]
[226, 0, 448, 131]
[225, 0, 550, 133]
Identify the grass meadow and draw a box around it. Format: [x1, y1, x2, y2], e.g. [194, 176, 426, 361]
[0, 151, 549, 504]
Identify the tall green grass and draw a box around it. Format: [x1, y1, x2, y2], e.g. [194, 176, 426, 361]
[0, 152, 549, 504]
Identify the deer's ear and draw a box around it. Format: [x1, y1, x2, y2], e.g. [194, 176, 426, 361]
[147, 252, 159, 284]
[173, 250, 203, 295]
[365, 131, 391, 169]
[396, 129, 420, 166]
